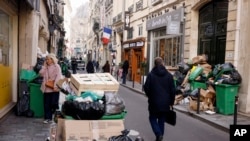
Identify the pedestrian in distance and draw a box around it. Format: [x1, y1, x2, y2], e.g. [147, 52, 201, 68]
[39, 53, 62, 124]
[96, 61, 100, 72]
[143, 57, 176, 141]
[102, 60, 110, 73]
[71, 57, 77, 74]
[86, 60, 95, 73]
[59, 57, 69, 76]
[122, 60, 129, 84]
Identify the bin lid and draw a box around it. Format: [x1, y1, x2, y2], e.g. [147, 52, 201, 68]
[215, 83, 240, 87]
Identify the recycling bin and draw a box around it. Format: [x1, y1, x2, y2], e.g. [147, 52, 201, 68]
[29, 83, 44, 118]
[190, 80, 207, 90]
[215, 84, 240, 115]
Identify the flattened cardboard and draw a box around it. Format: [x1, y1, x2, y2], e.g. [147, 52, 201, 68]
[56, 119, 124, 141]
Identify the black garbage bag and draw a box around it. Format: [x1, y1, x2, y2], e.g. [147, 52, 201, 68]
[15, 92, 30, 116]
[33, 57, 45, 73]
[173, 71, 185, 86]
[189, 88, 199, 97]
[178, 62, 192, 74]
[62, 100, 105, 120]
[221, 69, 242, 85]
[30, 76, 43, 84]
[175, 85, 183, 95]
[108, 129, 133, 141]
[15, 91, 34, 117]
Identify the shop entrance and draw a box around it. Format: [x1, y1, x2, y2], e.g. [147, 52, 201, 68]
[198, 0, 228, 66]
[134, 50, 142, 83]
[153, 36, 182, 67]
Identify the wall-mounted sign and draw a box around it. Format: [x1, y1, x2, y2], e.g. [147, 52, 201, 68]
[167, 21, 180, 35]
[123, 44, 129, 49]
[124, 11, 130, 30]
[146, 7, 184, 31]
[129, 43, 136, 47]
[136, 41, 144, 46]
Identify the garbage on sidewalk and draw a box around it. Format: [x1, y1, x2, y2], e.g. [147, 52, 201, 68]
[51, 73, 132, 141]
[173, 55, 242, 115]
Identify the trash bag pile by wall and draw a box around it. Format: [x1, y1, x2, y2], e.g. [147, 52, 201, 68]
[173, 55, 242, 111]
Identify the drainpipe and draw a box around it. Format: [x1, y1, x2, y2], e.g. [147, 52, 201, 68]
[234, 0, 241, 68]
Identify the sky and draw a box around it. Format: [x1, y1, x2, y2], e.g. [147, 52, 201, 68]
[70, 0, 88, 15]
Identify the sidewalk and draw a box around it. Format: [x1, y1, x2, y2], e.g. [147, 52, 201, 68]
[120, 80, 250, 133]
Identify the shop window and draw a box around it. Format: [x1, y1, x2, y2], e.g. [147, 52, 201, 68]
[153, 36, 181, 67]
[0, 10, 11, 66]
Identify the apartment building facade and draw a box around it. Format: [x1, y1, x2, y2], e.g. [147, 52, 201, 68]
[0, 0, 66, 118]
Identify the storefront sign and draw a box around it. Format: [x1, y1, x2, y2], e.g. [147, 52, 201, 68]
[146, 7, 184, 30]
[167, 21, 180, 34]
[123, 44, 129, 49]
[136, 41, 144, 46]
[129, 43, 136, 47]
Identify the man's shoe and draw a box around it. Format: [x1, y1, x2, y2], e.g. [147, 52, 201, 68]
[156, 135, 163, 141]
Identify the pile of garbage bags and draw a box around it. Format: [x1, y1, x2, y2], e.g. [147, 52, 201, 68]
[173, 55, 242, 111]
[61, 90, 125, 120]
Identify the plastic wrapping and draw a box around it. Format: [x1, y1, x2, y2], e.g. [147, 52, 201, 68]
[105, 92, 125, 115]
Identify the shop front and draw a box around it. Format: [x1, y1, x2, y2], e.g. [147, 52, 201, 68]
[122, 37, 145, 83]
[0, 1, 18, 118]
[146, 8, 184, 71]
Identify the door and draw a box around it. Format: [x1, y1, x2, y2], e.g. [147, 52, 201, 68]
[135, 50, 142, 83]
[198, 0, 228, 66]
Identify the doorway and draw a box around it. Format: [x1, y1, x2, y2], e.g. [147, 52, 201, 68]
[198, 0, 228, 66]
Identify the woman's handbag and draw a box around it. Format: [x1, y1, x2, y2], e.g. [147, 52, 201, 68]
[165, 106, 176, 126]
[45, 80, 55, 89]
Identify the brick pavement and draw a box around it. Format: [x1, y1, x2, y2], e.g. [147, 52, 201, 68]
[0, 111, 50, 141]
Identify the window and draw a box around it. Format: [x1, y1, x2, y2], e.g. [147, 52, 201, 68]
[153, 36, 181, 67]
[138, 24, 143, 36]
[127, 27, 133, 39]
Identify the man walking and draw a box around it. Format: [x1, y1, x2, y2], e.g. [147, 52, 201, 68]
[122, 60, 129, 84]
[143, 57, 176, 141]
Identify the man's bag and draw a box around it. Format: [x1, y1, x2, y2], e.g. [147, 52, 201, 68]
[165, 107, 176, 126]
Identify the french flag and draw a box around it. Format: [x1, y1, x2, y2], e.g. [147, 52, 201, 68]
[102, 27, 112, 44]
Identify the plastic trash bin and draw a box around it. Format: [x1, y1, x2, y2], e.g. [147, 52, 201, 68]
[29, 83, 44, 118]
[215, 84, 239, 115]
[190, 80, 207, 90]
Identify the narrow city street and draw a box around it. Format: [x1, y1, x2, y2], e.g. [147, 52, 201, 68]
[0, 81, 229, 141]
[119, 86, 229, 141]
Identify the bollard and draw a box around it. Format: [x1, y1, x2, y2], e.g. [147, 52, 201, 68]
[197, 88, 200, 114]
[116, 70, 119, 81]
[132, 74, 135, 88]
[234, 96, 239, 125]
[142, 76, 144, 91]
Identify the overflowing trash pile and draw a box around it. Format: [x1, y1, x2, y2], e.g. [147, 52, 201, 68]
[53, 73, 143, 141]
[173, 55, 242, 113]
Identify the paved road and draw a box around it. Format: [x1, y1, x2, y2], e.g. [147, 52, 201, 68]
[119, 86, 229, 141]
[0, 74, 229, 141]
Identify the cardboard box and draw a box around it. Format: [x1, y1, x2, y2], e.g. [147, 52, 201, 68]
[70, 73, 119, 95]
[56, 119, 124, 141]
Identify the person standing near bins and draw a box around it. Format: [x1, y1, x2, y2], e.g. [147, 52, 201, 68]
[71, 57, 77, 74]
[122, 60, 129, 84]
[102, 60, 110, 73]
[39, 53, 62, 124]
[143, 57, 176, 141]
[86, 60, 95, 73]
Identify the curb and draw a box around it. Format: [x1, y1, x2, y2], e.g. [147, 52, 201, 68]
[120, 84, 230, 133]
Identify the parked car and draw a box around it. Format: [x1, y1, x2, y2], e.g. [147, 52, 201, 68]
[77, 60, 85, 70]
